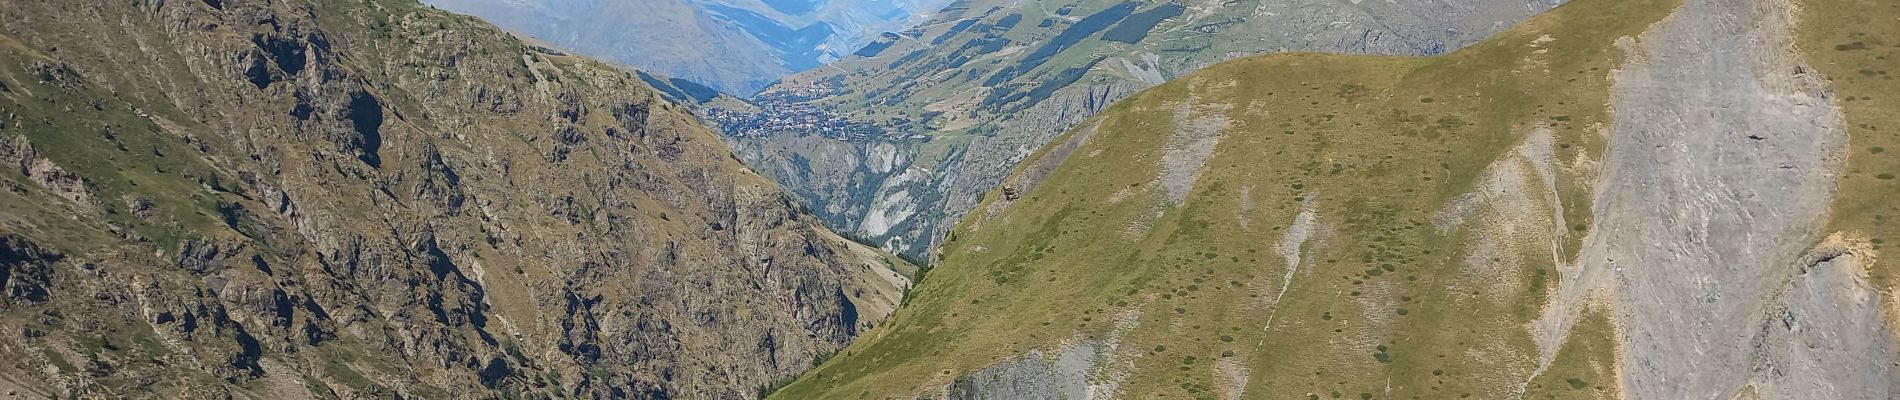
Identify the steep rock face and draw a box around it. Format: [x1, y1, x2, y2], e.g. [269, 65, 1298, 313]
[731, 0, 1569, 261]
[943, 309, 1142, 400]
[1552, 0, 1898, 397]
[0, 0, 907, 398]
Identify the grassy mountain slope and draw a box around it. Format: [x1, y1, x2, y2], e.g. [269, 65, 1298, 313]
[768, 0, 1663, 395]
[0, 0, 909, 398]
[770, 0, 1900, 397]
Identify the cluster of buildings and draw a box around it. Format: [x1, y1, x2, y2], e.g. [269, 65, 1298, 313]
[704, 88, 888, 141]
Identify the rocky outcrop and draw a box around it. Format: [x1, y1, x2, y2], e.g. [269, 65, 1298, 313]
[0, 235, 58, 307]
[0, 0, 907, 398]
[944, 310, 1142, 400]
[1, 134, 94, 208]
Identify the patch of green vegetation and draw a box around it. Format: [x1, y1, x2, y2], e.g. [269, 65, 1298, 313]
[303, 374, 342, 400]
[323, 359, 379, 391]
[39, 348, 74, 374]
[0, 53, 231, 253]
[1525, 309, 1619, 399]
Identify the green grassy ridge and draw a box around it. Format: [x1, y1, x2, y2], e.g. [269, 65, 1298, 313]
[768, 0, 1680, 397]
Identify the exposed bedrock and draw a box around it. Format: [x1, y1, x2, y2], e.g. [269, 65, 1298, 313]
[1556, 0, 1899, 397]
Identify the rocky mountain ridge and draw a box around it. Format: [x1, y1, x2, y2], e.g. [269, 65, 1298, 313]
[0, 0, 909, 398]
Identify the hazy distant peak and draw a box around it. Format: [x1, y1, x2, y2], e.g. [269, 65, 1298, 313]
[424, 0, 957, 95]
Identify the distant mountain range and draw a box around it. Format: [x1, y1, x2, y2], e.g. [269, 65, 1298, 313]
[423, 0, 957, 95]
